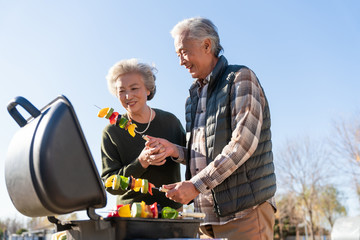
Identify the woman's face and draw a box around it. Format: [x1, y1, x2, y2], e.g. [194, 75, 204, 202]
[115, 72, 150, 116]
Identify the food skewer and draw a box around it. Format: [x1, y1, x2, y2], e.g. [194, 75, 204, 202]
[105, 175, 172, 195]
[97, 107, 137, 137]
[103, 203, 206, 219]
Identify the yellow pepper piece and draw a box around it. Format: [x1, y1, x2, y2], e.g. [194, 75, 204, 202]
[140, 201, 147, 218]
[133, 178, 142, 192]
[105, 175, 116, 188]
[127, 123, 137, 137]
[118, 204, 132, 218]
[98, 107, 109, 118]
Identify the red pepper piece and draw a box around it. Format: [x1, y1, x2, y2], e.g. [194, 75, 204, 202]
[109, 112, 119, 124]
[150, 202, 158, 218]
[107, 204, 124, 218]
[148, 183, 155, 196]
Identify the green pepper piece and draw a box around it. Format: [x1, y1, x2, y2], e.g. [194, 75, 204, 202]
[161, 207, 178, 219]
[118, 117, 128, 128]
[120, 175, 129, 190]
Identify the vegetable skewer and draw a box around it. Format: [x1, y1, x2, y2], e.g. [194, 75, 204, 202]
[106, 202, 206, 219]
[97, 107, 137, 137]
[105, 175, 156, 195]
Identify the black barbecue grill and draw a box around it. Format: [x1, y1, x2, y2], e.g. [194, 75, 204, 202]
[5, 95, 201, 240]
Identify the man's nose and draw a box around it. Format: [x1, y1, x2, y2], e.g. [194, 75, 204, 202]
[179, 55, 185, 66]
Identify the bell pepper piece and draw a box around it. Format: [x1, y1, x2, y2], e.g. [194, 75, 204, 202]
[161, 207, 178, 219]
[98, 107, 109, 118]
[105, 175, 117, 188]
[109, 112, 119, 124]
[150, 202, 158, 218]
[118, 117, 128, 128]
[140, 201, 147, 218]
[148, 183, 155, 196]
[127, 123, 137, 137]
[118, 204, 131, 218]
[133, 178, 142, 192]
[107, 204, 123, 218]
[119, 175, 129, 190]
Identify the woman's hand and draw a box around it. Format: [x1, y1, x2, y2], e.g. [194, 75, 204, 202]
[138, 147, 151, 168]
[144, 136, 180, 161]
[138, 141, 167, 168]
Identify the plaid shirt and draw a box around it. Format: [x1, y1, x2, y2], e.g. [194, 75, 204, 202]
[175, 63, 275, 225]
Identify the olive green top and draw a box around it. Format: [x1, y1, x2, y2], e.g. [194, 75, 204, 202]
[101, 108, 185, 209]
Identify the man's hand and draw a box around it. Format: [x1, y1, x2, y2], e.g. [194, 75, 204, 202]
[162, 181, 200, 204]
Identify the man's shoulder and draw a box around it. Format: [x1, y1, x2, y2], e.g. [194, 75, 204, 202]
[228, 64, 259, 82]
[227, 64, 250, 73]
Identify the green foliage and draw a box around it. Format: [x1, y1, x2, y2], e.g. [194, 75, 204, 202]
[318, 184, 347, 227]
[16, 228, 28, 235]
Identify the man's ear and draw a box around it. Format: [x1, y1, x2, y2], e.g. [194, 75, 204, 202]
[203, 38, 212, 53]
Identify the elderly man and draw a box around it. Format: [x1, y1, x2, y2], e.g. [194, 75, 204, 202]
[147, 17, 276, 240]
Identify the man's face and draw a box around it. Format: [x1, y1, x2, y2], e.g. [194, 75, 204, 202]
[174, 32, 212, 79]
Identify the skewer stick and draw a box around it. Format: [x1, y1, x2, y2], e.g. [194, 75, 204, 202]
[153, 187, 169, 193]
[179, 212, 206, 219]
[94, 105, 102, 110]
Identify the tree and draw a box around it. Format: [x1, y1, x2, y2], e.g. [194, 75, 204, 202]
[318, 184, 347, 228]
[275, 192, 303, 240]
[276, 137, 333, 240]
[330, 114, 360, 203]
[0, 217, 24, 235]
[27, 217, 54, 230]
[16, 228, 28, 235]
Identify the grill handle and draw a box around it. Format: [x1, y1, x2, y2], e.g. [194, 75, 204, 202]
[7, 96, 41, 127]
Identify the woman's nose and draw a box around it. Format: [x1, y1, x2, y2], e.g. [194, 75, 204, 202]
[125, 91, 131, 99]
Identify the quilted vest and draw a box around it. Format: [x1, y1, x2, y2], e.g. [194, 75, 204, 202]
[185, 56, 276, 217]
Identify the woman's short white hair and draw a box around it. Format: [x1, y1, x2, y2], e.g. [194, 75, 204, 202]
[170, 17, 223, 57]
[106, 58, 157, 100]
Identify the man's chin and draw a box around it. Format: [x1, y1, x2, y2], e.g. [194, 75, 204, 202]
[190, 72, 199, 79]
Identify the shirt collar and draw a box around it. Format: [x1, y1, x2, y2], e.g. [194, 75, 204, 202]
[196, 55, 228, 88]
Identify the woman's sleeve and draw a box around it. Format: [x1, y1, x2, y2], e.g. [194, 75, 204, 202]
[101, 128, 147, 195]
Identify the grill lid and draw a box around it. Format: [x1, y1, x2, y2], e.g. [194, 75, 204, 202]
[5, 95, 107, 217]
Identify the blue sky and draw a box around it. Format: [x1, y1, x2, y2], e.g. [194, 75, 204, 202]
[0, 1, 359, 223]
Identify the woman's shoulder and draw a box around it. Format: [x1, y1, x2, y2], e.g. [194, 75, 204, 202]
[153, 108, 178, 120]
[102, 123, 123, 136]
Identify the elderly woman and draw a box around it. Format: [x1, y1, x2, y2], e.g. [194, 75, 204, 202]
[101, 58, 184, 210]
